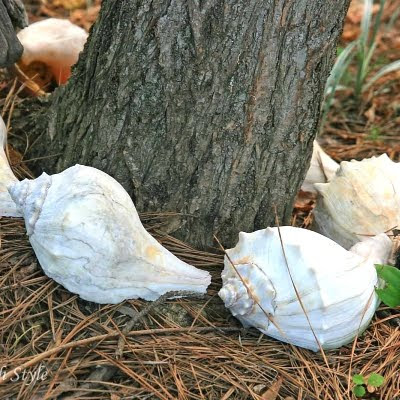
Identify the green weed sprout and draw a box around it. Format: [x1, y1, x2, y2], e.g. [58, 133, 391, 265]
[352, 373, 385, 398]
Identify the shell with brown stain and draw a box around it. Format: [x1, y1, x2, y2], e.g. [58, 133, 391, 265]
[8, 164, 211, 303]
[219, 227, 391, 351]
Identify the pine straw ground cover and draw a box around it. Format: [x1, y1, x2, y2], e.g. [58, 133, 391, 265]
[1, 162, 400, 400]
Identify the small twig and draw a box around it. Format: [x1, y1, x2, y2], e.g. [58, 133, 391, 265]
[10, 153, 63, 166]
[273, 206, 328, 360]
[115, 290, 205, 357]
[60, 365, 118, 400]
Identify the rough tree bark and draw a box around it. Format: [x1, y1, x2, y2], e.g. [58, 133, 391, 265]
[28, 0, 350, 249]
[0, 0, 27, 67]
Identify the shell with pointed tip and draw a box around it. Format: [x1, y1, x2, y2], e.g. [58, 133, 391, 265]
[0, 116, 21, 217]
[218, 227, 391, 351]
[313, 154, 400, 249]
[301, 141, 339, 194]
[8, 165, 211, 304]
[17, 18, 88, 84]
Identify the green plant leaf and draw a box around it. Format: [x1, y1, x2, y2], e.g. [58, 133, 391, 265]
[325, 42, 357, 95]
[368, 373, 385, 387]
[360, 0, 373, 53]
[369, 0, 386, 48]
[387, 5, 400, 30]
[375, 264, 400, 287]
[352, 374, 365, 385]
[362, 42, 377, 79]
[376, 287, 400, 308]
[353, 385, 366, 397]
[320, 41, 356, 130]
[368, 126, 381, 141]
[363, 60, 400, 91]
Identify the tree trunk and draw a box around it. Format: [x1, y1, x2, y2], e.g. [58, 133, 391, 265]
[28, 0, 350, 249]
[0, 0, 27, 67]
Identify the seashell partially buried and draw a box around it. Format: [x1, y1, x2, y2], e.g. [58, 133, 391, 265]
[8, 165, 211, 304]
[301, 141, 339, 194]
[313, 154, 400, 249]
[0, 116, 21, 217]
[219, 227, 391, 351]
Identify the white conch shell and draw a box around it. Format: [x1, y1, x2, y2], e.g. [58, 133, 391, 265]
[301, 141, 339, 193]
[8, 165, 211, 304]
[313, 154, 400, 249]
[17, 18, 88, 84]
[219, 227, 391, 351]
[0, 116, 22, 217]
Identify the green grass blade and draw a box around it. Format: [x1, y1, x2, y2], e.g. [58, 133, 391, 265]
[387, 6, 400, 31]
[355, 0, 374, 97]
[325, 41, 357, 93]
[370, 0, 386, 48]
[320, 42, 356, 132]
[360, 0, 373, 53]
[363, 42, 376, 78]
[363, 59, 400, 91]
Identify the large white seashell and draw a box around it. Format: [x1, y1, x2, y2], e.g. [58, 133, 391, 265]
[301, 141, 339, 194]
[219, 227, 391, 351]
[0, 116, 22, 217]
[313, 154, 400, 249]
[17, 18, 88, 84]
[8, 165, 211, 304]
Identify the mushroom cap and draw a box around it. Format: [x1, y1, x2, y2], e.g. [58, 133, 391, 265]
[17, 18, 88, 84]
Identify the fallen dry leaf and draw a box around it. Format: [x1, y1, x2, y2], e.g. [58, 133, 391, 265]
[53, 0, 88, 10]
[261, 376, 283, 400]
